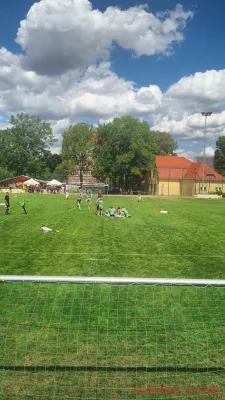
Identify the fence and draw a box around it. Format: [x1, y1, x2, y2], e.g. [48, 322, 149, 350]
[0, 275, 225, 399]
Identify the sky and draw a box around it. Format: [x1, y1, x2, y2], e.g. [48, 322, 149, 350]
[0, 0, 225, 159]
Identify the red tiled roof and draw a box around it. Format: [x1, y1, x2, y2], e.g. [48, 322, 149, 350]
[184, 162, 223, 181]
[155, 156, 223, 182]
[158, 168, 187, 180]
[156, 155, 192, 169]
[156, 156, 191, 180]
[0, 175, 30, 185]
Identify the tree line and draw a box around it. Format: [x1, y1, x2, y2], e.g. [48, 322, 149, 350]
[0, 114, 178, 188]
[1, 113, 224, 187]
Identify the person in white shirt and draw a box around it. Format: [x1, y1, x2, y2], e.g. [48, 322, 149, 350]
[41, 226, 59, 233]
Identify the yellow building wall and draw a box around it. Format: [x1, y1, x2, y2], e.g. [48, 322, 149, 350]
[194, 181, 224, 194]
[158, 180, 180, 196]
[158, 179, 224, 196]
[182, 180, 194, 196]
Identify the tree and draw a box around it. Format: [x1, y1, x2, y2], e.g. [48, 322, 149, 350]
[0, 131, 9, 173]
[10, 113, 55, 157]
[62, 123, 95, 187]
[0, 113, 55, 177]
[149, 131, 177, 155]
[54, 161, 73, 182]
[41, 151, 62, 173]
[93, 116, 157, 190]
[214, 136, 225, 175]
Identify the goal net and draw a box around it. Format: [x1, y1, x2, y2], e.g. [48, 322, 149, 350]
[0, 276, 224, 399]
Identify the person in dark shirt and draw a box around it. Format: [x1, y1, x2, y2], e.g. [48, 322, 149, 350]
[5, 192, 10, 215]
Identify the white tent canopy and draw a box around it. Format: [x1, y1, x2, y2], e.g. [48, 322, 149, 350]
[23, 178, 40, 186]
[46, 179, 63, 186]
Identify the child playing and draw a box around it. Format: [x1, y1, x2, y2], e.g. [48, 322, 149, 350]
[95, 198, 100, 214]
[105, 207, 111, 216]
[86, 197, 92, 212]
[110, 207, 115, 217]
[65, 192, 69, 200]
[41, 226, 59, 233]
[5, 192, 10, 215]
[18, 200, 27, 214]
[138, 192, 141, 202]
[121, 207, 128, 217]
[98, 197, 104, 216]
[76, 197, 82, 210]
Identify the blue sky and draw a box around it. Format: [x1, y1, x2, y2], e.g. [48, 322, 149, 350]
[0, 0, 225, 158]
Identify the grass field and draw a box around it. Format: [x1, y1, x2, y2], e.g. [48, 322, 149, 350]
[0, 194, 225, 399]
[1, 193, 225, 278]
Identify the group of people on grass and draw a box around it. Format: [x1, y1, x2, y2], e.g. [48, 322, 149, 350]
[105, 206, 132, 218]
[95, 195, 132, 218]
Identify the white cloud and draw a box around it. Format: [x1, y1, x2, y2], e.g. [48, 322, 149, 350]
[176, 146, 215, 161]
[164, 69, 225, 113]
[16, 0, 193, 76]
[0, 0, 225, 153]
[152, 111, 225, 141]
[0, 52, 163, 120]
[99, 117, 114, 125]
[49, 118, 71, 153]
[1, 44, 225, 146]
[176, 149, 197, 160]
[51, 118, 71, 137]
[199, 146, 215, 157]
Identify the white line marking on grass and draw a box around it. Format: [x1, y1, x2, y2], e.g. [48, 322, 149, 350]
[1, 251, 225, 257]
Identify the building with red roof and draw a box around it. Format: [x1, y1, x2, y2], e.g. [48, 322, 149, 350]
[145, 155, 224, 196]
[0, 175, 30, 187]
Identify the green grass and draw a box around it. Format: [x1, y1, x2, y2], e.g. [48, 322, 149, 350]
[0, 194, 225, 399]
[1, 193, 225, 278]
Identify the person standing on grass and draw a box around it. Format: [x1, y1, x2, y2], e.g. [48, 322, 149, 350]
[76, 196, 82, 210]
[98, 197, 104, 216]
[65, 192, 69, 200]
[18, 200, 27, 214]
[138, 192, 141, 202]
[95, 197, 100, 214]
[5, 192, 10, 215]
[87, 197, 91, 212]
[97, 190, 102, 199]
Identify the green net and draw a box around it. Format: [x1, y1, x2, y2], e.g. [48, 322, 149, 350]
[0, 281, 224, 399]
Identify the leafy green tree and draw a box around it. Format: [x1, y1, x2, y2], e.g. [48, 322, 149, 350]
[93, 116, 156, 190]
[10, 113, 55, 157]
[41, 151, 62, 173]
[0, 167, 12, 180]
[0, 113, 55, 177]
[214, 136, 225, 175]
[25, 154, 51, 179]
[149, 131, 177, 155]
[62, 123, 95, 187]
[54, 161, 73, 182]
